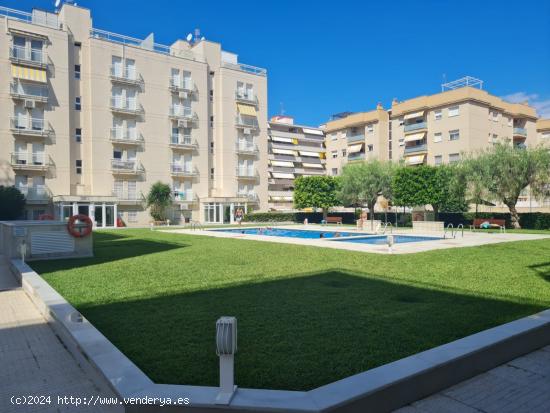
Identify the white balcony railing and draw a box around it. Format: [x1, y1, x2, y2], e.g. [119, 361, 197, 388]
[236, 142, 259, 154]
[169, 105, 194, 119]
[110, 96, 142, 113]
[10, 116, 50, 136]
[235, 91, 258, 104]
[237, 192, 259, 202]
[10, 81, 48, 101]
[111, 159, 141, 173]
[112, 189, 141, 201]
[172, 190, 195, 202]
[171, 163, 197, 176]
[110, 127, 143, 143]
[17, 185, 51, 201]
[10, 45, 46, 66]
[11, 152, 49, 168]
[169, 77, 194, 92]
[110, 66, 141, 83]
[236, 167, 257, 178]
[235, 115, 259, 129]
[170, 134, 197, 149]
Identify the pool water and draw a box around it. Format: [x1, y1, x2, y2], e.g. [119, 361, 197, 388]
[331, 235, 442, 244]
[212, 228, 368, 239]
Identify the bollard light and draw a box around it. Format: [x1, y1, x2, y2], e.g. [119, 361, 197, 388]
[215, 316, 237, 404]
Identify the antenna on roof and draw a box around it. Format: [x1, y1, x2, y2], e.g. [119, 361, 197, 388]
[194, 28, 201, 43]
[441, 73, 447, 91]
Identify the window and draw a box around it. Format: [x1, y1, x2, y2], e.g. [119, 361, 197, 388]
[74, 41, 82, 47]
[492, 111, 499, 122]
[127, 211, 138, 223]
[399, 138, 404, 147]
[331, 133, 337, 141]
[75, 128, 82, 143]
[75, 64, 81, 79]
[75, 96, 81, 111]
[491, 134, 498, 144]
[331, 150, 338, 159]
[434, 155, 442, 165]
[449, 153, 460, 163]
[113, 149, 122, 159]
[542, 131, 550, 139]
[210, 141, 214, 154]
[367, 124, 374, 133]
[367, 144, 373, 152]
[434, 110, 442, 120]
[434, 132, 442, 143]
[449, 130, 460, 141]
[75, 160, 82, 174]
[331, 168, 338, 176]
[448, 106, 460, 117]
[210, 168, 214, 180]
[341, 149, 347, 157]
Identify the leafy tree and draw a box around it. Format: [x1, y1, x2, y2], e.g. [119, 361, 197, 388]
[146, 182, 172, 221]
[339, 160, 394, 229]
[456, 154, 492, 217]
[0, 186, 26, 220]
[466, 143, 550, 228]
[293, 176, 339, 220]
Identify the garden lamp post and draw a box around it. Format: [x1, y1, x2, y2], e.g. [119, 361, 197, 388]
[215, 316, 237, 404]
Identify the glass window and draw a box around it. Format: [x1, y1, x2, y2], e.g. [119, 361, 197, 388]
[341, 149, 347, 157]
[75, 64, 81, 79]
[434, 110, 442, 120]
[448, 106, 460, 117]
[75, 128, 82, 142]
[331, 168, 338, 176]
[113, 149, 122, 159]
[75, 96, 81, 111]
[128, 211, 138, 223]
[331, 151, 337, 158]
[366, 124, 374, 133]
[434, 132, 442, 143]
[367, 144, 373, 152]
[449, 130, 460, 141]
[434, 155, 442, 165]
[449, 153, 460, 163]
[75, 160, 82, 174]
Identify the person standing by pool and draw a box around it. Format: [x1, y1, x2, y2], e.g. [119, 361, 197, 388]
[235, 208, 244, 226]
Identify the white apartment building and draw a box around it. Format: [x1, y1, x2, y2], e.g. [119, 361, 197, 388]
[0, 4, 268, 227]
[267, 116, 325, 210]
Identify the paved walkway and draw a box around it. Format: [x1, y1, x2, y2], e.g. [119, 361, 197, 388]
[0, 259, 122, 413]
[396, 345, 550, 413]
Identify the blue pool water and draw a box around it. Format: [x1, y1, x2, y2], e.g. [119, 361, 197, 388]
[331, 235, 442, 244]
[212, 228, 369, 239]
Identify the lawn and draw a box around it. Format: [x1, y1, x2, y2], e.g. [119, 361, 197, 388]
[32, 229, 550, 391]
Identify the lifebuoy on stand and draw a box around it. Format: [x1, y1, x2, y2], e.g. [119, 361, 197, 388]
[67, 214, 93, 238]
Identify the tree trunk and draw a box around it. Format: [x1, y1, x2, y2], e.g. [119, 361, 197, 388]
[369, 202, 375, 230]
[507, 202, 521, 229]
[322, 208, 328, 221]
[475, 202, 479, 218]
[432, 205, 439, 221]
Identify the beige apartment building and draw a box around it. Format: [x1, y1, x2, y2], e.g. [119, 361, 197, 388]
[538, 119, 550, 146]
[267, 115, 325, 210]
[0, 4, 268, 227]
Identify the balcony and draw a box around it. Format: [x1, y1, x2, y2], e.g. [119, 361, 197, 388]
[10, 117, 52, 137]
[170, 164, 198, 178]
[169, 77, 195, 94]
[237, 192, 259, 202]
[110, 127, 144, 144]
[17, 185, 51, 203]
[347, 134, 365, 143]
[110, 96, 143, 115]
[236, 167, 258, 180]
[172, 190, 196, 203]
[235, 91, 258, 105]
[11, 152, 51, 171]
[110, 66, 143, 85]
[170, 134, 198, 150]
[111, 159, 143, 174]
[235, 115, 259, 130]
[112, 190, 142, 204]
[348, 152, 366, 161]
[404, 121, 427, 133]
[236, 142, 259, 155]
[9, 46, 47, 68]
[169, 105, 197, 121]
[10, 81, 48, 102]
[404, 143, 428, 154]
[513, 127, 527, 138]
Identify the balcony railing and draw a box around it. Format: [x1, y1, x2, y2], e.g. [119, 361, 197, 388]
[347, 134, 365, 143]
[170, 134, 198, 149]
[169, 77, 195, 93]
[10, 116, 51, 137]
[110, 127, 143, 144]
[236, 167, 258, 178]
[110, 66, 142, 84]
[235, 91, 258, 105]
[513, 127, 527, 137]
[404, 143, 428, 154]
[110, 96, 143, 114]
[169, 105, 195, 120]
[172, 190, 196, 202]
[9, 45, 47, 67]
[10, 81, 48, 102]
[404, 121, 427, 132]
[112, 190, 141, 202]
[236, 142, 259, 155]
[171, 163, 198, 177]
[111, 159, 142, 173]
[16, 185, 51, 201]
[221, 61, 267, 77]
[235, 115, 259, 129]
[11, 152, 50, 169]
[348, 152, 366, 161]
[237, 192, 259, 202]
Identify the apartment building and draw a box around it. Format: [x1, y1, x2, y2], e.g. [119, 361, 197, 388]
[537, 119, 550, 146]
[0, 4, 268, 227]
[267, 116, 325, 210]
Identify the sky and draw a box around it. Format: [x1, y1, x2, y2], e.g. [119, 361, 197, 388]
[6, 0, 550, 125]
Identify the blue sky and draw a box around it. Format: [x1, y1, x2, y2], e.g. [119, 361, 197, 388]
[7, 0, 550, 125]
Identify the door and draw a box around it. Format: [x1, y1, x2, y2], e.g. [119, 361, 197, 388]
[15, 141, 27, 164]
[224, 205, 231, 224]
[94, 205, 104, 227]
[125, 58, 136, 80]
[112, 56, 122, 77]
[33, 176, 45, 197]
[32, 143, 44, 165]
[105, 206, 115, 227]
[171, 68, 180, 87]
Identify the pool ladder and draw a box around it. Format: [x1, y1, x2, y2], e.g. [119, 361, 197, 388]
[189, 220, 203, 231]
[444, 223, 464, 239]
[381, 222, 393, 234]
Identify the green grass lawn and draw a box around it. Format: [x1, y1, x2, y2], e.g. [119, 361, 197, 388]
[31, 229, 550, 391]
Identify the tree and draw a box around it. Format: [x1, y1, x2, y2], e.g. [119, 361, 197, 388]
[339, 160, 394, 229]
[293, 176, 339, 220]
[467, 143, 550, 228]
[146, 182, 172, 221]
[0, 186, 26, 220]
[456, 154, 492, 217]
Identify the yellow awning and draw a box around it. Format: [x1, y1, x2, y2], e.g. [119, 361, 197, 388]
[271, 160, 294, 167]
[347, 143, 364, 154]
[405, 154, 426, 165]
[272, 148, 296, 156]
[404, 111, 424, 120]
[11, 65, 47, 83]
[404, 132, 426, 142]
[237, 103, 257, 117]
[302, 163, 324, 169]
[299, 151, 320, 158]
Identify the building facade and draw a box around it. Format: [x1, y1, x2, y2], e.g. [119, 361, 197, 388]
[0, 4, 268, 227]
[267, 116, 325, 210]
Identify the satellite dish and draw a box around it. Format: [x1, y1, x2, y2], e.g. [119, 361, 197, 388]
[201, 36, 205, 40]
[54, 0, 61, 8]
[186, 33, 193, 42]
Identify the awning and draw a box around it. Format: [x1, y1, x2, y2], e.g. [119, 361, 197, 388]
[237, 103, 257, 116]
[283, 196, 293, 201]
[272, 172, 295, 179]
[405, 154, 426, 165]
[404, 132, 426, 142]
[347, 143, 364, 154]
[302, 128, 324, 136]
[404, 111, 424, 120]
[299, 151, 320, 157]
[271, 136, 293, 143]
[11, 65, 47, 83]
[271, 160, 294, 167]
[302, 163, 324, 169]
[272, 148, 296, 156]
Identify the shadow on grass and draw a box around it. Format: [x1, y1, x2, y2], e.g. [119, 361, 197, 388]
[76, 270, 542, 391]
[529, 262, 550, 282]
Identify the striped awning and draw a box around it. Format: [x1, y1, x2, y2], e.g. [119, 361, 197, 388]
[404, 132, 426, 142]
[237, 103, 257, 116]
[11, 65, 47, 83]
[404, 111, 424, 120]
[271, 160, 294, 167]
[272, 148, 296, 156]
[271, 136, 293, 143]
[303, 163, 324, 169]
[405, 154, 426, 165]
[347, 143, 364, 154]
[299, 151, 320, 158]
[272, 172, 295, 179]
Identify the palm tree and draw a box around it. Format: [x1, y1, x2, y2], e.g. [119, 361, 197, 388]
[146, 182, 172, 221]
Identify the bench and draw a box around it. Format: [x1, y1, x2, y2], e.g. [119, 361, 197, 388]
[471, 218, 506, 232]
[321, 216, 343, 225]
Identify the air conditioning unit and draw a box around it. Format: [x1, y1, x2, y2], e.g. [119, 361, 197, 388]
[243, 128, 251, 135]
[24, 99, 36, 109]
[179, 203, 189, 210]
[179, 91, 188, 99]
[178, 120, 188, 128]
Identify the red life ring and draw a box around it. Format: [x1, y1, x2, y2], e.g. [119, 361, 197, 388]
[67, 214, 93, 238]
[38, 213, 54, 220]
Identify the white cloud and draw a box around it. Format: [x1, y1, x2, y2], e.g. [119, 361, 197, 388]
[501, 92, 550, 118]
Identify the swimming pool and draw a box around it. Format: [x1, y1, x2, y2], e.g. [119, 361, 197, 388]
[331, 235, 442, 244]
[212, 228, 369, 239]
